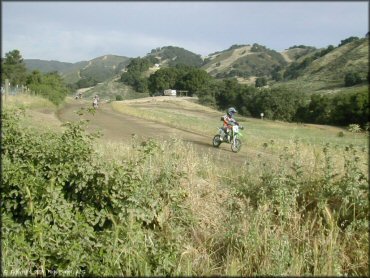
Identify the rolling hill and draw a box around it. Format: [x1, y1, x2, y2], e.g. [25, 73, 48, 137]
[201, 38, 368, 90]
[201, 43, 289, 82]
[276, 37, 369, 92]
[281, 45, 317, 63]
[22, 35, 368, 92]
[146, 46, 203, 68]
[24, 54, 131, 85]
[23, 59, 79, 74]
[295, 38, 368, 82]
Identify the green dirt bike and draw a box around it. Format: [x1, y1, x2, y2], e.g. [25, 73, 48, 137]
[212, 124, 244, 153]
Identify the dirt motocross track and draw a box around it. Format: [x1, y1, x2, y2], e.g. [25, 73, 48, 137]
[57, 98, 259, 165]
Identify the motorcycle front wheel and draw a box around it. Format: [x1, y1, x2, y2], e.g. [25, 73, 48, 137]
[212, 135, 222, 147]
[231, 138, 242, 153]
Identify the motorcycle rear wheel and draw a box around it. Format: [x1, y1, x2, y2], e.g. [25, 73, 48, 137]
[212, 135, 222, 147]
[231, 138, 242, 153]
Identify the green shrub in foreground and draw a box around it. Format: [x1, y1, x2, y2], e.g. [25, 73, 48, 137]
[1, 108, 191, 276]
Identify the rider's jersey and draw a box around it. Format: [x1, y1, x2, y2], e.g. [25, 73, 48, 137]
[223, 114, 238, 128]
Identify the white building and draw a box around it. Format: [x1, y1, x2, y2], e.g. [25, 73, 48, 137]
[163, 89, 177, 96]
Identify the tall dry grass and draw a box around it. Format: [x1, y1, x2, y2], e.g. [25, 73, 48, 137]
[95, 134, 368, 275]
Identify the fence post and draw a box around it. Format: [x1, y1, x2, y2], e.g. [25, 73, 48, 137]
[4, 79, 9, 102]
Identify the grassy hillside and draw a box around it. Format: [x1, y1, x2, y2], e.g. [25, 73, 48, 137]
[147, 46, 203, 68]
[202, 45, 248, 75]
[59, 61, 90, 84]
[24, 55, 131, 85]
[201, 38, 368, 93]
[24, 59, 76, 74]
[274, 38, 368, 93]
[281, 46, 317, 63]
[201, 43, 287, 82]
[78, 55, 131, 83]
[301, 38, 368, 85]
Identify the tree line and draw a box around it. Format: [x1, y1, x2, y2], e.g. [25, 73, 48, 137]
[2, 49, 367, 128]
[212, 79, 368, 127]
[1, 50, 70, 105]
[121, 58, 368, 127]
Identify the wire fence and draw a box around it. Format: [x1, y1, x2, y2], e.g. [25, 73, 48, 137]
[1, 79, 34, 97]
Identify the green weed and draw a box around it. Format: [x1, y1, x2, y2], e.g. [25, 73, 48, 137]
[2, 103, 368, 276]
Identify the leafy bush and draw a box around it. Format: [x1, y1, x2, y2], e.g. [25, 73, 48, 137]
[288, 45, 316, 50]
[255, 77, 267, 87]
[344, 72, 362, 87]
[337, 131, 345, 137]
[76, 76, 98, 89]
[26, 71, 70, 105]
[148, 66, 212, 97]
[2, 108, 191, 276]
[2, 50, 70, 105]
[339, 36, 359, 47]
[316, 45, 335, 58]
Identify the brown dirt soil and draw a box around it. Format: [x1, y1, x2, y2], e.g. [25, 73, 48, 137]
[57, 98, 271, 165]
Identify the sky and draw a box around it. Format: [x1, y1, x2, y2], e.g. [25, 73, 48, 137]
[2, 1, 369, 63]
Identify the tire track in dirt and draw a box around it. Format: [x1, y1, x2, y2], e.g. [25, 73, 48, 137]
[57, 99, 271, 165]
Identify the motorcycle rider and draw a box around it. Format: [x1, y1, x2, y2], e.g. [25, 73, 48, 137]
[93, 95, 99, 108]
[221, 107, 239, 141]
